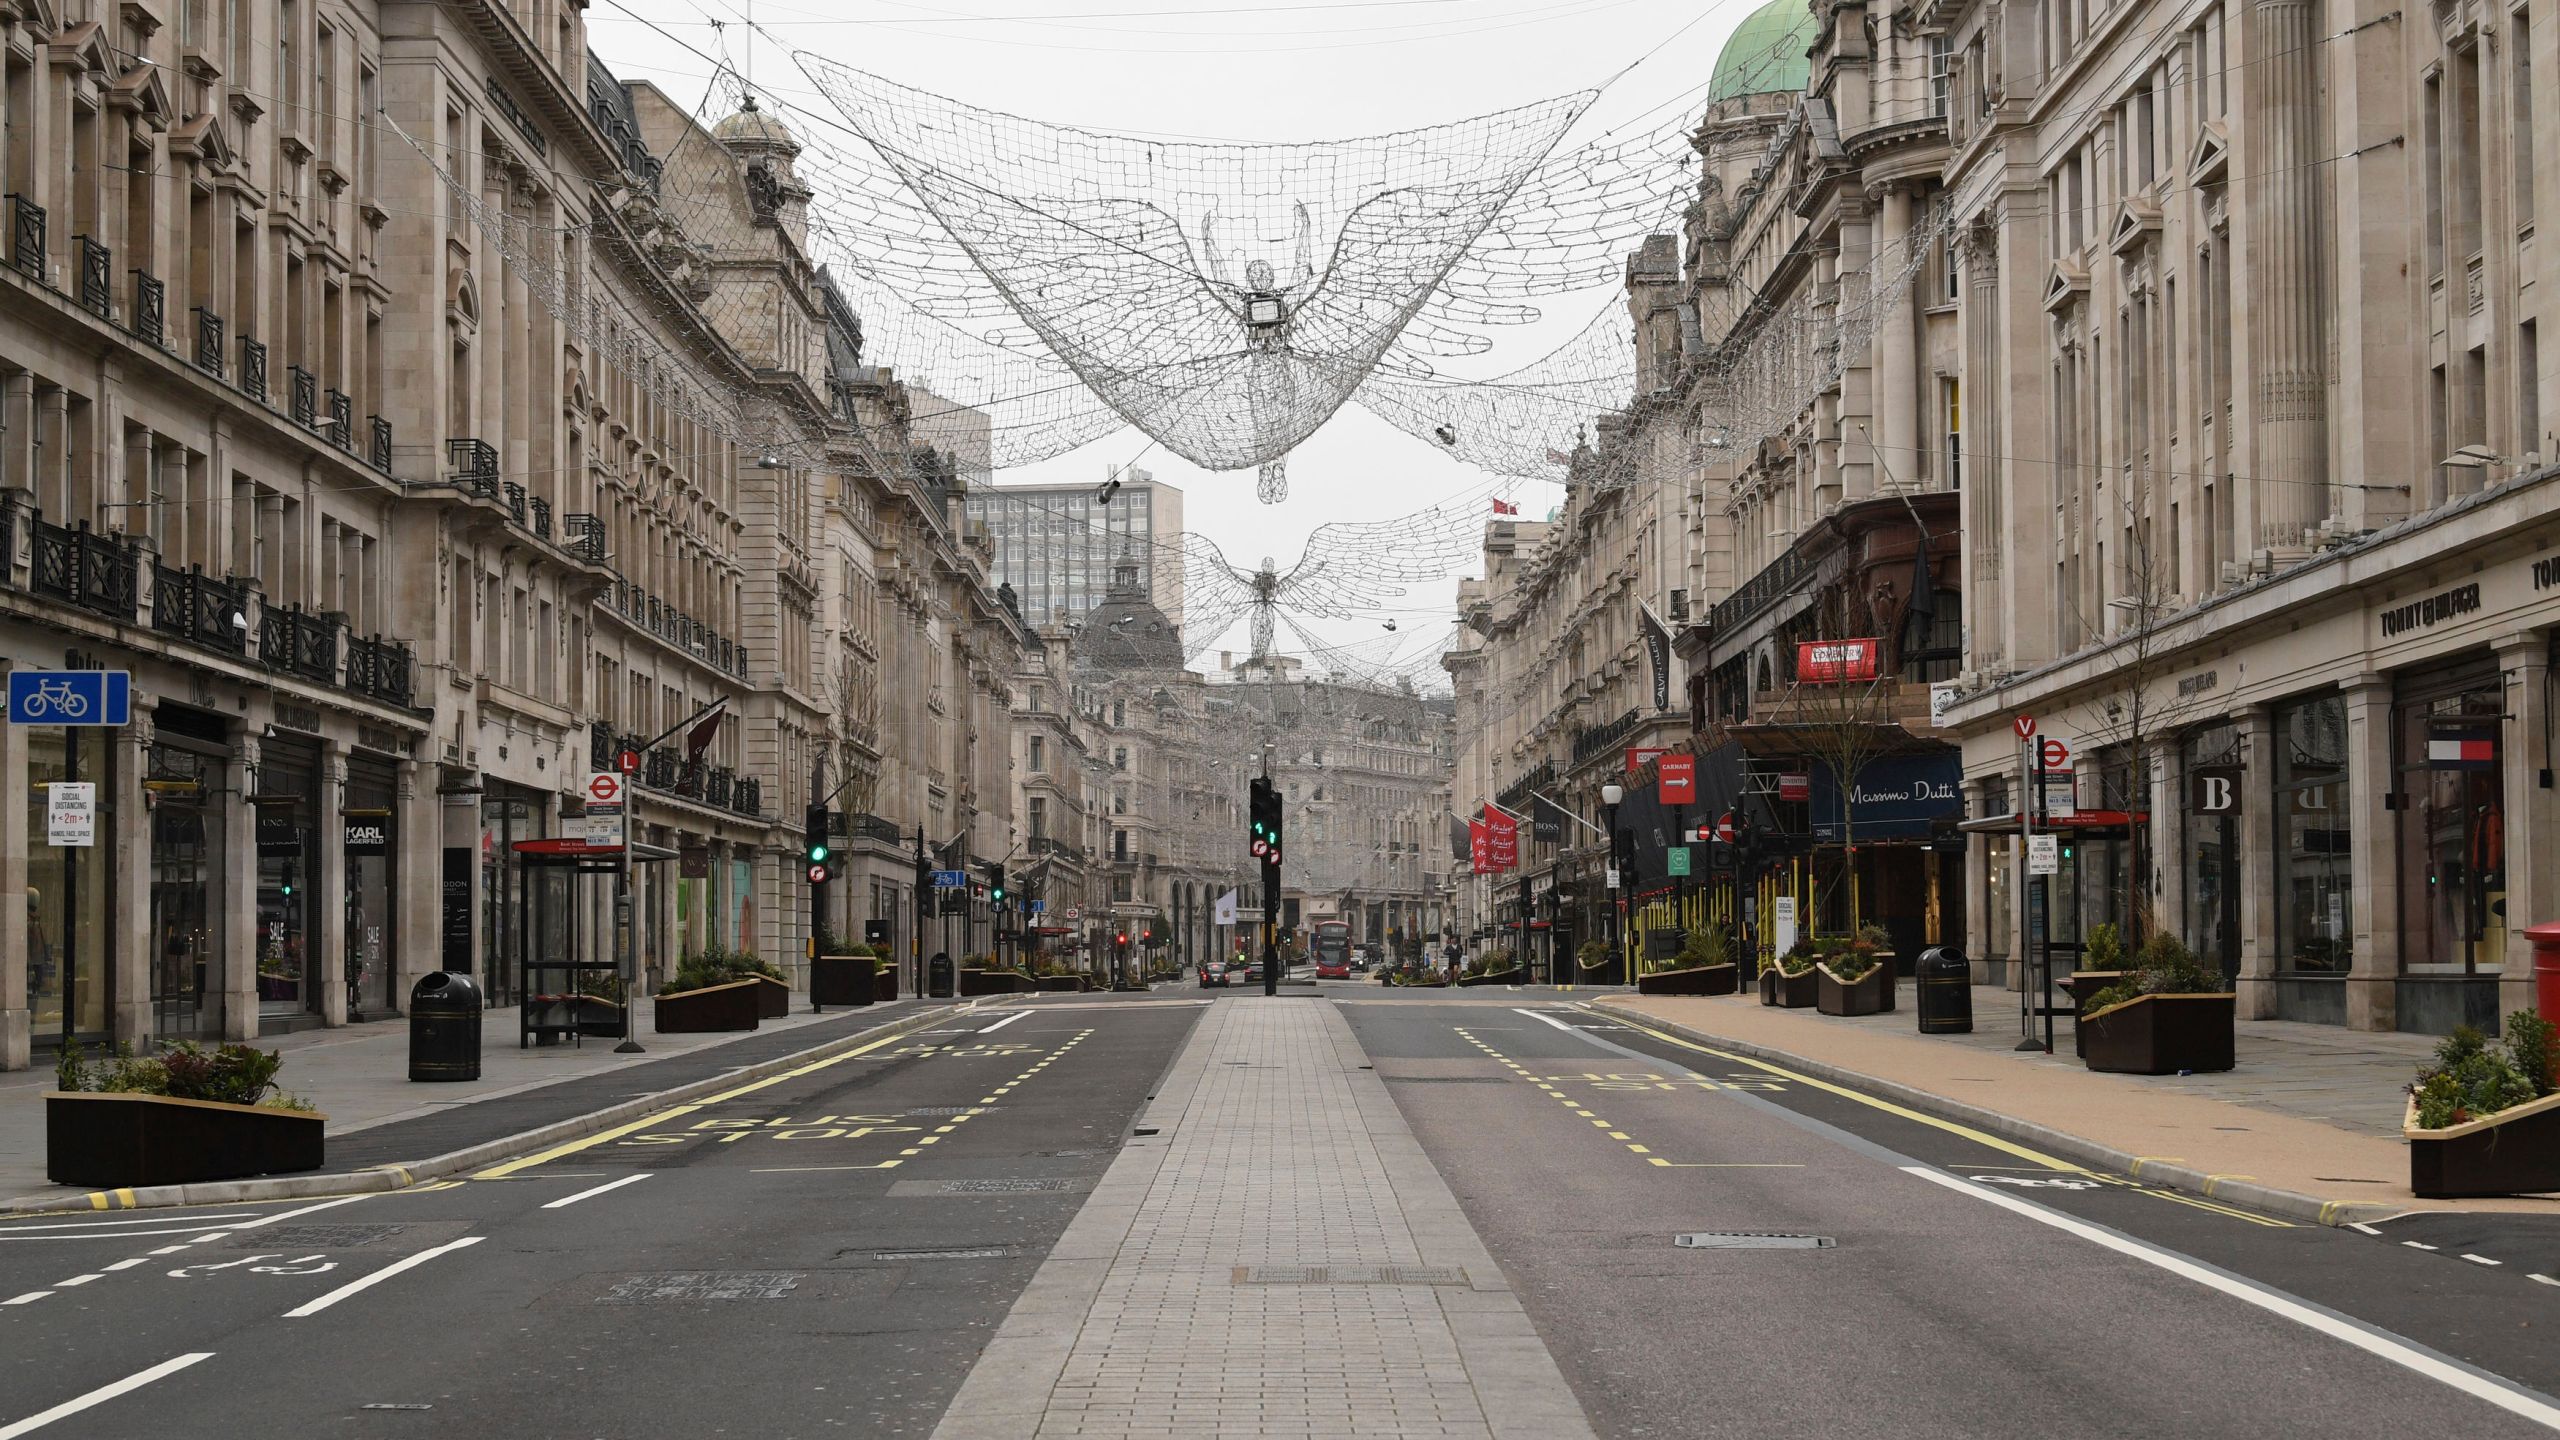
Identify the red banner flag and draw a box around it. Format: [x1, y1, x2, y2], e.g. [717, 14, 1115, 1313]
[1469, 819, 1490, 875]
[1491, 498, 1520, 516]
[1484, 803, 1520, 873]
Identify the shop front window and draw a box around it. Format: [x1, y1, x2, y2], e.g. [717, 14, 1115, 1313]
[149, 741, 225, 1039]
[2397, 679, 2507, 973]
[481, 793, 541, 1006]
[2182, 723, 2243, 985]
[26, 730, 112, 1046]
[345, 762, 396, 1014]
[255, 739, 321, 1018]
[2275, 696, 2352, 975]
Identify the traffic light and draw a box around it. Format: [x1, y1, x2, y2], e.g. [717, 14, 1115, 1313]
[990, 864, 1006, 906]
[1248, 777, 1283, 871]
[804, 806, 832, 880]
[278, 861, 296, 898]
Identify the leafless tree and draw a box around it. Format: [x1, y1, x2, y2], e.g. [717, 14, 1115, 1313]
[1783, 593, 1897, 931]
[2060, 529, 2202, 945]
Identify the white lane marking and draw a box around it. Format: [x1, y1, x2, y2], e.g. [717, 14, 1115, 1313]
[1903, 1167, 2560, 1431]
[2404, 1241, 2440, 1251]
[222, 1196, 370, 1232]
[977, 1011, 1029, 1034]
[2, 1293, 51, 1306]
[147, 1247, 187, 1256]
[2532, 1275, 2560, 1288]
[1512, 1007, 1582, 1034]
[2348, 1222, 2383, 1236]
[51, 1275, 99, 1288]
[0, 1213, 257, 1237]
[101, 1259, 145, 1272]
[0, 1352, 214, 1438]
[187, 1235, 225, 1244]
[281, 1236, 485, 1318]
[541, 1174, 653, 1210]
[2464, 1254, 2503, 1267]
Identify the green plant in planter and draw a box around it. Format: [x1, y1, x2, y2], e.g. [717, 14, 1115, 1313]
[1773, 941, 1818, 976]
[661, 941, 784, 996]
[2409, 1015, 2560, 1128]
[2083, 922, 2126, 972]
[2084, 931, 2221, 1011]
[1672, 925, 1729, 972]
[1578, 939, 1612, 970]
[57, 1039, 312, 1111]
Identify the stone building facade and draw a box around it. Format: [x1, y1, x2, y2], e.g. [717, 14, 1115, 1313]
[0, 0, 1020, 1067]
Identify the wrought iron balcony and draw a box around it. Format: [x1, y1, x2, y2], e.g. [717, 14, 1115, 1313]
[1571, 708, 1643, 766]
[73, 235, 110, 317]
[590, 725, 614, 771]
[502, 482, 527, 525]
[445, 438, 499, 498]
[258, 603, 340, 685]
[239, 336, 268, 402]
[130, 270, 165, 347]
[705, 765, 734, 808]
[150, 564, 251, 655]
[529, 496, 551, 539]
[733, 776, 763, 817]
[1707, 545, 1813, 639]
[192, 307, 225, 376]
[7, 194, 43, 279]
[674, 758, 705, 800]
[562, 512, 606, 564]
[288, 365, 316, 424]
[852, 812, 905, 846]
[31, 518, 138, 620]
[368, 416, 393, 474]
[644, 748, 679, 789]
[343, 634, 414, 708]
[326, 389, 351, 448]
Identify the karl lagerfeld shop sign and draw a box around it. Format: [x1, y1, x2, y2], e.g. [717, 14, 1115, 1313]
[2379, 582, 2481, 638]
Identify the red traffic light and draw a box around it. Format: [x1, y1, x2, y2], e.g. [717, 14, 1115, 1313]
[1116, 932, 1128, 944]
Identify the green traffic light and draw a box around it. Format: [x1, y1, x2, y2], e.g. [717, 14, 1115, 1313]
[809, 842, 830, 863]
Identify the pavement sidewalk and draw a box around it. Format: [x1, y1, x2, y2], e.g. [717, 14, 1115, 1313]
[4, 992, 967, 1210]
[1596, 984, 2560, 1222]
[930, 997, 1595, 1440]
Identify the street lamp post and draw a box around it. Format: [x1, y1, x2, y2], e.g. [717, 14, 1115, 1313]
[1600, 783, 1624, 979]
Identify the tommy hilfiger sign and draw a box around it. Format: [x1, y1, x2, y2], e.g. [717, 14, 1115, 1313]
[2379, 582, 2482, 637]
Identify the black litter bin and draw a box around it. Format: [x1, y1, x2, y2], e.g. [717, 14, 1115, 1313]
[409, 972, 484, 1081]
[927, 951, 957, 1000]
[1915, 946, 1971, 1034]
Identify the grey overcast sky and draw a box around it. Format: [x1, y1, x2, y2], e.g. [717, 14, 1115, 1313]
[590, 0, 1760, 677]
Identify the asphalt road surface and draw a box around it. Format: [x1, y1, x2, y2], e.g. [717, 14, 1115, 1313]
[1338, 987, 2560, 1440]
[0, 995, 1206, 1439]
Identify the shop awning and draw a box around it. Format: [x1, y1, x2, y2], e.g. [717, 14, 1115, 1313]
[511, 837, 680, 865]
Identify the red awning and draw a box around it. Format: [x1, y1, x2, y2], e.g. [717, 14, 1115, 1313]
[1955, 810, 2149, 835]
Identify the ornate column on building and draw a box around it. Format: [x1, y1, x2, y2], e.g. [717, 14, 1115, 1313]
[2235, 704, 2280, 1018]
[1960, 215, 2003, 611]
[317, 743, 350, 1026]
[111, 707, 154, 1046]
[0, 694, 27, 1069]
[2340, 677, 2398, 1031]
[1873, 184, 1919, 496]
[2246, 0, 2331, 551]
[225, 737, 261, 1041]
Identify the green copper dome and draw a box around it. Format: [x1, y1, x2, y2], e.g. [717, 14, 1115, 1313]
[1708, 0, 1816, 103]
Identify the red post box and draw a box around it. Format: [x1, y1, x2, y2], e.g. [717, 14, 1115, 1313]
[2526, 922, 2560, 1025]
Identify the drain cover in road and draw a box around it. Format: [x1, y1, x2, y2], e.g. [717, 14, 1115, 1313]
[873, 1246, 1016, 1262]
[886, 1177, 1086, 1196]
[1674, 1233, 1834, 1250]
[904, 1105, 997, 1116]
[1233, 1265, 1470, 1285]
[600, 1272, 803, 1302]
[225, 1224, 406, 1248]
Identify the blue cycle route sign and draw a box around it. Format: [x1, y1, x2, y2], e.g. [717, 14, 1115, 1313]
[931, 869, 967, 889]
[7, 670, 131, 727]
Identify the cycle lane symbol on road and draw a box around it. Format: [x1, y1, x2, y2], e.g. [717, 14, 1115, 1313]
[166, 1254, 339, 1279]
[614, 1114, 926, 1148]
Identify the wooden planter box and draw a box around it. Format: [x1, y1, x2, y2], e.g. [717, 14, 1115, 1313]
[961, 969, 1031, 997]
[1758, 967, 1779, 1006]
[654, 979, 764, 1033]
[750, 973, 791, 1020]
[811, 955, 877, 1009]
[47, 1091, 327, 1189]
[2406, 1092, 2560, 1199]
[2061, 971, 2126, 1056]
[1036, 975, 1083, 992]
[2079, 993, 2236, 1075]
[1816, 963, 1891, 1017]
[1769, 966, 1821, 1008]
[1457, 969, 1524, 988]
[876, 967, 900, 1002]
[1638, 965, 1739, 997]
